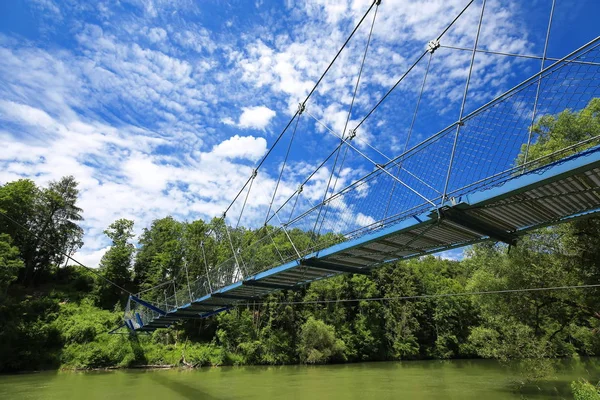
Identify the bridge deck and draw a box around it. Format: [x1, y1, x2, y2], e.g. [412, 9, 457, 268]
[132, 147, 600, 331]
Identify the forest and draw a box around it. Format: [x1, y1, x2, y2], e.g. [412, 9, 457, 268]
[1, 99, 600, 397]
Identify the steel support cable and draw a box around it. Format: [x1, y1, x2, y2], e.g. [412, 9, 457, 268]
[314, 143, 351, 238]
[0, 210, 134, 296]
[313, 3, 380, 239]
[223, 111, 299, 218]
[523, 0, 556, 166]
[264, 113, 302, 225]
[354, 0, 476, 132]
[265, 225, 286, 263]
[383, 51, 434, 220]
[222, 217, 246, 280]
[264, 140, 345, 226]
[301, 0, 378, 107]
[135, 279, 175, 296]
[250, 283, 600, 306]
[222, 0, 378, 219]
[438, 44, 600, 67]
[235, 170, 256, 230]
[311, 131, 346, 237]
[442, 0, 487, 203]
[183, 258, 193, 302]
[307, 109, 438, 194]
[201, 240, 212, 293]
[317, 120, 436, 207]
[275, 212, 302, 260]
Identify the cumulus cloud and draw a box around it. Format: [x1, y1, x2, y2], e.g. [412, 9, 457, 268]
[210, 135, 268, 161]
[222, 106, 277, 130]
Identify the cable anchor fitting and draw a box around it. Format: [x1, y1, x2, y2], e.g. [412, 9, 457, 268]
[298, 103, 306, 115]
[374, 0, 382, 5]
[297, 184, 303, 194]
[251, 169, 258, 179]
[427, 39, 440, 54]
[347, 129, 357, 141]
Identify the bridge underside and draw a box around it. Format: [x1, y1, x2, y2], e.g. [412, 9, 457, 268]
[132, 147, 600, 332]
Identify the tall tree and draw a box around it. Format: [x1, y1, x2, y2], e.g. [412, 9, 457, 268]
[134, 217, 184, 296]
[97, 219, 135, 308]
[0, 176, 83, 284]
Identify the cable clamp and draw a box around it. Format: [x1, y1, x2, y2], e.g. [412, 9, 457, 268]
[374, 0, 381, 5]
[347, 129, 357, 141]
[376, 163, 385, 170]
[298, 184, 303, 194]
[251, 169, 258, 179]
[222, 212, 227, 219]
[298, 103, 306, 115]
[427, 39, 440, 54]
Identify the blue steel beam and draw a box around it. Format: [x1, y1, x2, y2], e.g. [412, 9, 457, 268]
[129, 295, 167, 316]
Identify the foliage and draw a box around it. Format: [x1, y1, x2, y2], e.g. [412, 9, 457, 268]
[0, 233, 23, 295]
[298, 317, 346, 364]
[518, 97, 600, 165]
[96, 219, 135, 308]
[572, 380, 600, 400]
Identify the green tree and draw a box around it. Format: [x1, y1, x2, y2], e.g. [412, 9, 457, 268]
[0, 234, 23, 296]
[97, 219, 135, 309]
[0, 176, 83, 284]
[519, 98, 600, 165]
[134, 217, 184, 296]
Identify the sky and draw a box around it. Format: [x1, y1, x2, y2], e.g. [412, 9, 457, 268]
[1, 0, 599, 267]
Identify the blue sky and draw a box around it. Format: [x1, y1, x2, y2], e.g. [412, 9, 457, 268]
[1, 0, 599, 266]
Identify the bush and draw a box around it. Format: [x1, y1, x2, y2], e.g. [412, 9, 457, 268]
[298, 317, 346, 364]
[572, 379, 600, 400]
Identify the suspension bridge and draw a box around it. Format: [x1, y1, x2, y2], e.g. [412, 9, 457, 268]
[121, 0, 600, 333]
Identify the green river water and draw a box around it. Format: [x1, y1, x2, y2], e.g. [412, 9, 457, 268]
[1, 359, 600, 399]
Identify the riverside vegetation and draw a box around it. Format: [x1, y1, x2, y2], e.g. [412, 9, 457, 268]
[1, 99, 600, 398]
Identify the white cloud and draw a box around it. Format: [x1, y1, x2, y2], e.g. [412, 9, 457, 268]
[222, 106, 277, 130]
[147, 27, 167, 43]
[210, 135, 268, 161]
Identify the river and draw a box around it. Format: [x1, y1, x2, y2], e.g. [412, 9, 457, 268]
[1, 359, 599, 399]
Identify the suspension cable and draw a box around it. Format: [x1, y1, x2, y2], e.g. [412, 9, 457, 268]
[235, 169, 257, 229]
[313, 2, 380, 238]
[354, 0, 476, 131]
[264, 140, 345, 226]
[384, 51, 434, 219]
[264, 110, 302, 225]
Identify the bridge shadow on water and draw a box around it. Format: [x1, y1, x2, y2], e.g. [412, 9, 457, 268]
[125, 334, 225, 399]
[148, 372, 227, 400]
[127, 333, 147, 365]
